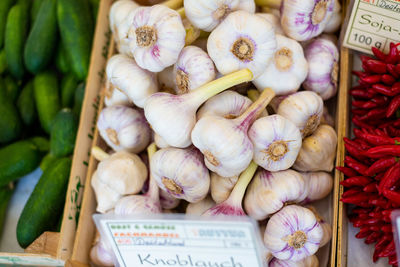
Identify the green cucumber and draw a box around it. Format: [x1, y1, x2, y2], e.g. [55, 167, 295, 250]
[57, 0, 93, 80]
[0, 79, 22, 143]
[39, 153, 59, 171]
[24, 0, 58, 74]
[50, 109, 78, 157]
[61, 73, 79, 108]
[17, 81, 36, 126]
[0, 184, 14, 239]
[4, 4, 29, 80]
[33, 71, 61, 133]
[55, 43, 70, 74]
[4, 75, 20, 102]
[0, 49, 7, 74]
[0, 0, 16, 48]
[29, 136, 50, 153]
[17, 157, 71, 248]
[31, 0, 44, 23]
[73, 82, 85, 118]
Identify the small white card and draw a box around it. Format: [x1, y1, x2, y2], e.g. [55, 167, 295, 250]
[93, 214, 266, 267]
[343, 0, 400, 55]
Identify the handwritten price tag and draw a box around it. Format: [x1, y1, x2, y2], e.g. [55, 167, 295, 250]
[343, 0, 400, 54]
[94, 214, 265, 267]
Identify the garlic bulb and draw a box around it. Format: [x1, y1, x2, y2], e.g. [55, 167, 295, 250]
[159, 189, 181, 209]
[91, 150, 148, 213]
[184, 0, 255, 32]
[197, 90, 252, 120]
[307, 206, 332, 247]
[90, 232, 115, 267]
[158, 66, 175, 94]
[269, 255, 319, 267]
[127, 5, 186, 72]
[253, 35, 308, 95]
[186, 195, 215, 215]
[192, 88, 275, 177]
[264, 205, 323, 261]
[104, 85, 131, 107]
[277, 91, 323, 138]
[207, 10, 277, 78]
[293, 124, 337, 172]
[173, 46, 216, 94]
[301, 171, 333, 203]
[303, 35, 339, 100]
[324, 0, 341, 33]
[249, 115, 302, 172]
[256, 13, 284, 35]
[151, 146, 210, 203]
[244, 169, 307, 220]
[210, 172, 238, 204]
[203, 161, 258, 216]
[281, 0, 335, 41]
[97, 106, 151, 153]
[106, 54, 158, 108]
[154, 133, 170, 149]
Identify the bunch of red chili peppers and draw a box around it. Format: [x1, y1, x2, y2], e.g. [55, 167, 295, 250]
[337, 42, 400, 266]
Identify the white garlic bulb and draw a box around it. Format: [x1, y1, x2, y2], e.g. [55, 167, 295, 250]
[106, 54, 158, 108]
[127, 5, 186, 72]
[197, 90, 253, 120]
[307, 206, 332, 247]
[244, 169, 307, 220]
[249, 115, 302, 171]
[158, 66, 175, 94]
[91, 171, 122, 213]
[173, 46, 216, 94]
[154, 133, 170, 149]
[90, 232, 115, 267]
[293, 124, 337, 172]
[256, 13, 284, 35]
[301, 171, 333, 203]
[210, 172, 238, 204]
[253, 35, 308, 95]
[184, 0, 255, 32]
[186, 195, 215, 215]
[97, 106, 151, 153]
[281, 0, 335, 41]
[151, 146, 210, 203]
[104, 85, 131, 107]
[192, 88, 275, 177]
[159, 189, 181, 209]
[264, 205, 323, 261]
[207, 10, 277, 78]
[303, 35, 339, 100]
[269, 255, 319, 267]
[324, 0, 341, 33]
[277, 91, 323, 138]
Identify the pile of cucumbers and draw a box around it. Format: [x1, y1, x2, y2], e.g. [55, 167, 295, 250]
[0, 0, 97, 249]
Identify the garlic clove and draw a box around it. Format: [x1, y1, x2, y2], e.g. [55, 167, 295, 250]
[256, 13, 284, 35]
[91, 170, 122, 213]
[269, 255, 319, 267]
[281, 0, 335, 41]
[264, 205, 323, 261]
[104, 85, 131, 107]
[159, 189, 181, 209]
[293, 124, 337, 172]
[301, 171, 333, 204]
[253, 35, 308, 96]
[173, 46, 216, 94]
[106, 54, 158, 108]
[277, 91, 323, 138]
[151, 146, 210, 203]
[97, 106, 151, 153]
[249, 114, 302, 172]
[197, 90, 253, 120]
[210, 172, 238, 204]
[186, 195, 215, 215]
[324, 0, 341, 33]
[207, 10, 277, 78]
[127, 5, 186, 72]
[244, 169, 306, 220]
[154, 132, 170, 149]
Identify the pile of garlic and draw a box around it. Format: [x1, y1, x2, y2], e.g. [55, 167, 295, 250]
[90, 0, 341, 266]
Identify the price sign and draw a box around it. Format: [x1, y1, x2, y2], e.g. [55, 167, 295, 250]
[343, 0, 400, 55]
[94, 214, 266, 267]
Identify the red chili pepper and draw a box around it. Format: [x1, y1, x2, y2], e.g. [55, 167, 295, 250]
[344, 143, 367, 162]
[382, 209, 393, 217]
[359, 107, 388, 121]
[366, 231, 382, 244]
[387, 95, 400, 118]
[388, 255, 398, 265]
[383, 189, 400, 205]
[341, 176, 372, 187]
[387, 64, 400, 79]
[365, 59, 387, 74]
[354, 138, 372, 150]
[361, 55, 375, 64]
[378, 240, 396, 257]
[357, 132, 399, 146]
[350, 89, 371, 99]
[379, 162, 400, 191]
[352, 70, 369, 78]
[345, 157, 370, 176]
[341, 193, 376, 204]
[352, 108, 369, 116]
[358, 213, 370, 219]
[382, 74, 396, 85]
[393, 82, 400, 95]
[373, 248, 381, 262]
[382, 225, 393, 233]
[372, 47, 388, 62]
[353, 219, 366, 228]
[366, 145, 400, 158]
[386, 126, 400, 138]
[353, 116, 375, 130]
[376, 235, 392, 250]
[366, 157, 398, 176]
[352, 207, 371, 214]
[396, 64, 400, 75]
[361, 75, 382, 84]
[375, 172, 385, 181]
[364, 183, 378, 193]
[336, 166, 359, 177]
[356, 229, 372, 239]
[372, 84, 395, 96]
[386, 43, 400, 64]
[369, 197, 388, 207]
[342, 188, 363, 198]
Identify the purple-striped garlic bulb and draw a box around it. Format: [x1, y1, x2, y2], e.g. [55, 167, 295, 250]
[268, 255, 319, 267]
[264, 205, 323, 261]
[127, 5, 186, 72]
[184, 0, 255, 32]
[301, 171, 333, 204]
[306, 206, 332, 247]
[197, 90, 253, 120]
[249, 114, 302, 172]
[210, 172, 238, 204]
[186, 195, 215, 215]
[104, 85, 131, 107]
[253, 35, 308, 96]
[244, 169, 307, 220]
[159, 189, 180, 209]
[203, 161, 258, 216]
[192, 88, 275, 177]
[207, 10, 277, 78]
[106, 54, 158, 108]
[324, 0, 341, 33]
[90, 231, 115, 267]
[151, 146, 210, 203]
[97, 106, 151, 153]
[173, 46, 216, 94]
[277, 91, 323, 138]
[303, 35, 339, 100]
[280, 0, 335, 41]
[256, 13, 284, 35]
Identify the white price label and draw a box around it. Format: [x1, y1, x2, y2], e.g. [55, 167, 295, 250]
[343, 0, 400, 54]
[94, 214, 265, 267]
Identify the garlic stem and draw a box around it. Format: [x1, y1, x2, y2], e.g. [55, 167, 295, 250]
[185, 24, 200, 46]
[255, 0, 282, 8]
[146, 143, 159, 201]
[163, 0, 183, 9]
[177, 7, 185, 18]
[227, 161, 258, 204]
[247, 89, 260, 102]
[91, 146, 110, 162]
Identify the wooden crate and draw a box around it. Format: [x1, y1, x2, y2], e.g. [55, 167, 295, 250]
[67, 0, 346, 266]
[0, 1, 110, 265]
